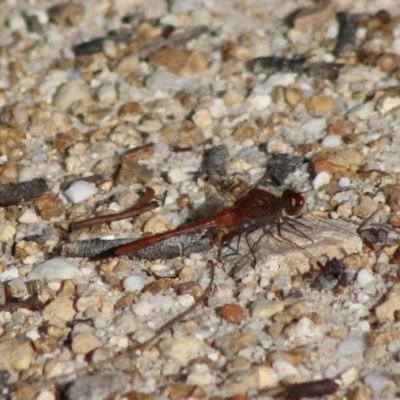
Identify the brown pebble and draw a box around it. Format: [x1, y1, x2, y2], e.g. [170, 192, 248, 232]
[53, 128, 84, 151]
[220, 304, 247, 324]
[148, 47, 208, 75]
[266, 346, 306, 366]
[222, 41, 249, 61]
[47, 325, 64, 339]
[137, 22, 162, 40]
[145, 278, 174, 295]
[0, 337, 35, 373]
[59, 279, 77, 295]
[0, 102, 29, 129]
[115, 161, 154, 186]
[375, 283, 400, 322]
[160, 121, 205, 148]
[33, 336, 58, 355]
[14, 240, 42, 261]
[305, 95, 335, 115]
[175, 281, 203, 300]
[232, 125, 257, 142]
[285, 87, 303, 107]
[291, 1, 337, 30]
[162, 384, 206, 400]
[225, 356, 251, 374]
[309, 312, 323, 325]
[389, 214, 400, 228]
[114, 292, 135, 310]
[0, 162, 19, 184]
[213, 331, 259, 357]
[34, 194, 65, 220]
[375, 53, 400, 73]
[48, 2, 85, 26]
[0, 123, 25, 144]
[178, 266, 193, 280]
[273, 302, 309, 324]
[311, 149, 363, 174]
[352, 196, 378, 218]
[71, 333, 101, 355]
[343, 252, 376, 269]
[43, 296, 76, 323]
[347, 385, 371, 400]
[11, 382, 39, 400]
[384, 184, 400, 212]
[329, 329, 347, 340]
[119, 102, 142, 117]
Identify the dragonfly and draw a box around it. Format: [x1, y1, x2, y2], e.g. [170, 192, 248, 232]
[112, 161, 307, 268]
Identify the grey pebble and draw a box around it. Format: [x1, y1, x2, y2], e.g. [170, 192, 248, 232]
[65, 371, 131, 400]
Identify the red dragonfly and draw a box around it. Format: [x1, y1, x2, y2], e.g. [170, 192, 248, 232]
[113, 186, 306, 261]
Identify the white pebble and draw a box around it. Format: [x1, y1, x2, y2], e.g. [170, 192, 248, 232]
[146, 68, 199, 91]
[32, 153, 47, 163]
[18, 208, 39, 224]
[247, 94, 272, 111]
[150, 294, 173, 312]
[264, 72, 296, 87]
[325, 22, 339, 40]
[28, 9, 49, 25]
[53, 80, 91, 112]
[300, 118, 327, 138]
[192, 109, 212, 129]
[167, 168, 187, 184]
[272, 360, 300, 379]
[132, 300, 153, 316]
[313, 171, 331, 190]
[348, 101, 374, 120]
[356, 269, 375, 287]
[18, 167, 35, 182]
[8, 14, 26, 31]
[378, 96, 400, 115]
[338, 177, 350, 187]
[123, 276, 145, 292]
[35, 390, 55, 400]
[97, 83, 117, 105]
[28, 258, 81, 281]
[177, 294, 195, 307]
[158, 336, 201, 362]
[321, 134, 342, 148]
[209, 99, 227, 119]
[337, 334, 365, 355]
[0, 267, 19, 282]
[64, 181, 98, 204]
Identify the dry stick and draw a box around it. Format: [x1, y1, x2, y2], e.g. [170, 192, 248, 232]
[70, 187, 157, 231]
[30, 261, 215, 387]
[0, 178, 49, 207]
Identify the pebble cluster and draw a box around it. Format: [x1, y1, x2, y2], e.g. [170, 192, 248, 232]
[1, 0, 400, 399]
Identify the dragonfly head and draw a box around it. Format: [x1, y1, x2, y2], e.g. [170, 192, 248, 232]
[282, 189, 306, 216]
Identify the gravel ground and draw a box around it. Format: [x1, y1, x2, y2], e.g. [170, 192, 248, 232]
[1, 0, 400, 399]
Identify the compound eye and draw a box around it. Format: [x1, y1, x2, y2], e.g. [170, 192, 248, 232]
[282, 189, 306, 216]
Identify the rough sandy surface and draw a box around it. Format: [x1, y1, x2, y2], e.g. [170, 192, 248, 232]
[1, 0, 400, 399]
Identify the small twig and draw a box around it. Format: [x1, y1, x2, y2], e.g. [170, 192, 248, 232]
[121, 143, 155, 163]
[0, 178, 49, 207]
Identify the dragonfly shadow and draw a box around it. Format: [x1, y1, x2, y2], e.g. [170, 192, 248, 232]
[220, 216, 362, 279]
